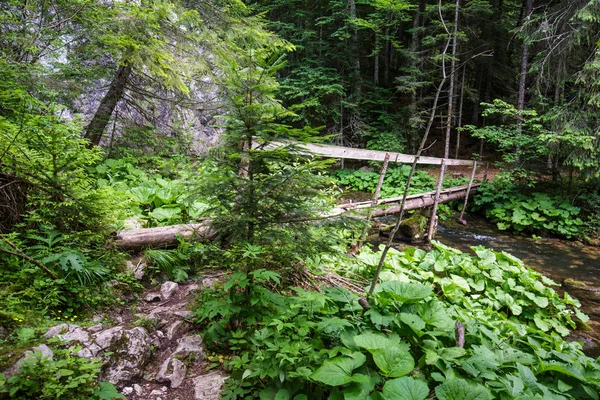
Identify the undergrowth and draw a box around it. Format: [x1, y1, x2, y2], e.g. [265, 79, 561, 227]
[194, 242, 599, 400]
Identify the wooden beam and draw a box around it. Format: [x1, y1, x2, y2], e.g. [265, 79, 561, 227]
[332, 184, 480, 217]
[254, 140, 476, 166]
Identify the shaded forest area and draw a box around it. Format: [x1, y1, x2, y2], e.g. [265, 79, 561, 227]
[2, 0, 600, 399]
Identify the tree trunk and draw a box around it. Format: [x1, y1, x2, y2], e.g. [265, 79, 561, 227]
[455, 65, 466, 159]
[444, 0, 460, 160]
[348, 0, 361, 97]
[515, 0, 533, 162]
[84, 64, 132, 147]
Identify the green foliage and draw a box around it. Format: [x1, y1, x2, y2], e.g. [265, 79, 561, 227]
[195, 243, 598, 399]
[473, 175, 584, 238]
[92, 157, 209, 227]
[0, 61, 115, 232]
[462, 99, 549, 164]
[0, 343, 124, 400]
[333, 166, 435, 198]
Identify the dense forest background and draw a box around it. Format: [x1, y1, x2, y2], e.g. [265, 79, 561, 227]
[2, 1, 600, 399]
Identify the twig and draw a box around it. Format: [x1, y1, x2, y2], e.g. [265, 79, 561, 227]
[0, 238, 58, 279]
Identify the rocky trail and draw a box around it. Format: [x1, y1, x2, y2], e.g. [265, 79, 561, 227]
[4, 272, 229, 400]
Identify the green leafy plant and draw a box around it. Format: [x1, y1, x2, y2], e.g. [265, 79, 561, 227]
[334, 165, 435, 198]
[473, 176, 584, 238]
[0, 343, 124, 400]
[194, 242, 599, 399]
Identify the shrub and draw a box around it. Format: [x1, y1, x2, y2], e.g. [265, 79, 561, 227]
[0, 344, 124, 400]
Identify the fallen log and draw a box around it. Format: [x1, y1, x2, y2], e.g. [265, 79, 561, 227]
[115, 220, 216, 249]
[331, 184, 479, 217]
[114, 186, 478, 249]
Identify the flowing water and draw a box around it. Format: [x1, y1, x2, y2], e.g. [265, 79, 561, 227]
[433, 214, 600, 285]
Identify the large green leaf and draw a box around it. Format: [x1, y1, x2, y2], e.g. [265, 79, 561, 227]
[375, 281, 432, 303]
[382, 377, 429, 400]
[150, 206, 182, 221]
[435, 378, 493, 400]
[354, 332, 394, 350]
[371, 346, 414, 378]
[417, 300, 453, 330]
[310, 353, 367, 386]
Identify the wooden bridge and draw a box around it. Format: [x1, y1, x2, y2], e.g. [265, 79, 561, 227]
[256, 140, 486, 220]
[117, 140, 485, 248]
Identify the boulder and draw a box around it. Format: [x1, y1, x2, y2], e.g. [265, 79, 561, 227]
[4, 344, 54, 377]
[43, 323, 90, 343]
[95, 327, 153, 386]
[156, 358, 187, 388]
[44, 324, 153, 387]
[563, 279, 600, 303]
[193, 371, 228, 400]
[395, 213, 429, 243]
[160, 281, 179, 300]
[173, 335, 205, 360]
[125, 259, 146, 280]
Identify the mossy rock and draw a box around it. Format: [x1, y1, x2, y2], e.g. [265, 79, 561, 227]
[395, 214, 428, 243]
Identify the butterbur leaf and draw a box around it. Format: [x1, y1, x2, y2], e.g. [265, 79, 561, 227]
[375, 281, 432, 303]
[343, 377, 376, 400]
[371, 346, 414, 378]
[275, 389, 290, 400]
[354, 332, 394, 351]
[382, 377, 429, 400]
[435, 378, 493, 400]
[94, 382, 126, 399]
[310, 353, 367, 386]
[399, 313, 425, 331]
[417, 300, 453, 330]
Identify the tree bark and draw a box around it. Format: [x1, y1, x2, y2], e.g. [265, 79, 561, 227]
[455, 65, 466, 159]
[115, 221, 215, 249]
[444, 0, 460, 160]
[84, 64, 132, 147]
[515, 0, 533, 161]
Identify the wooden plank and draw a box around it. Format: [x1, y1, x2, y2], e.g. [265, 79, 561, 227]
[254, 140, 476, 166]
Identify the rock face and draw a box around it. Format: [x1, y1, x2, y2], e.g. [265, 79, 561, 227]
[3, 344, 54, 377]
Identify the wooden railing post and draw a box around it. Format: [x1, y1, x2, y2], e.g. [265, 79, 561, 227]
[354, 153, 390, 251]
[458, 161, 477, 225]
[427, 159, 446, 241]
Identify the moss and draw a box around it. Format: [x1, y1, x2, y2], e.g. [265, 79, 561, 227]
[396, 214, 428, 243]
[564, 278, 587, 288]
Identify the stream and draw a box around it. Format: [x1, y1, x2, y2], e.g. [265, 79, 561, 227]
[419, 213, 600, 355]
[434, 214, 600, 286]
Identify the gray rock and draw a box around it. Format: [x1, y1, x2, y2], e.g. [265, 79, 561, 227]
[122, 387, 134, 395]
[182, 283, 201, 297]
[133, 384, 143, 395]
[160, 281, 179, 300]
[88, 324, 104, 333]
[166, 320, 191, 340]
[144, 292, 162, 302]
[44, 324, 90, 343]
[98, 327, 153, 386]
[174, 335, 205, 360]
[193, 372, 228, 400]
[150, 389, 163, 396]
[5, 344, 54, 377]
[172, 310, 192, 319]
[157, 358, 187, 388]
[125, 260, 146, 280]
